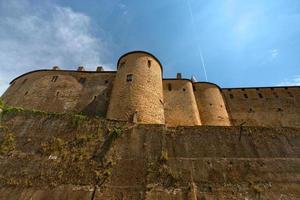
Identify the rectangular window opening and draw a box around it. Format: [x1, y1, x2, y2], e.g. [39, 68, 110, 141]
[168, 83, 172, 91]
[51, 76, 58, 82]
[126, 74, 133, 82]
[148, 60, 152, 68]
[79, 77, 86, 84]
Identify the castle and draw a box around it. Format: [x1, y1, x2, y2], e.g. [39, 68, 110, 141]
[2, 51, 300, 127]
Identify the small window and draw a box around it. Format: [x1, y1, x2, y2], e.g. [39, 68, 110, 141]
[182, 88, 186, 92]
[79, 77, 86, 84]
[284, 87, 288, 90]
[256, 88, 260, 91]
[244, 94, 248, 98]
[148, 60, 151, 68]
[168, 83, 172, 91]
[258, 93, 263, 98]
[193, 86, 196, 91]
[94, 96, 97, 100]
[22, 79, 27, 84]
[273, 92, 279, 98]
[24, 91, 28, 95]
[270, 88, 274, 91]
[241, 88, 245, 91]
[105, 80, 109, 84]
[56, 91, 59, 96]
[126, 74, 133, 82]
[51, 76, 58, 82]
[229, 94, 234, 99]
[288, 92, 294, 97]
[277, 108, 283, 112]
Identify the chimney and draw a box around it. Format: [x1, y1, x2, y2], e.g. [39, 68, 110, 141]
[52, 66, 60, 70]
[96, 66, 104, 71]
[176, 73, 182, 79]
[77, 66, 85, 71]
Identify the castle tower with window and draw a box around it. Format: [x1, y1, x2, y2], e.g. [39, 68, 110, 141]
[106, 51, 165, 124]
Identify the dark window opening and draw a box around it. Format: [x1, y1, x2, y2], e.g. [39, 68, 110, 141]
[168, 83, 172, 91]
[148, 60, 151, 68]
[284, 87, 288, 90]
[56, 91, 59, 96]
[79, 77, 86, 84]
[105, 80, 109, 84]
[241, 88, 245, 91]
[182, 88, 186, 92]
[22, 79, 27, 84]
[51, 76, 58, 82]
[256, 88, 260, 91]
[209, 103, 213, 106]
[277, 108, 283, 112]
[229, 94, 234, 99]
[273, 92, 279, 98]
[126, 74, 133, 82]
[258, 93, 263, 98]
[24, 91, 28, 95]
[244, 94, 248, 98]
[249, 108, 254, 112]
[270, 88, 274, 90]
[228, 89, 231, 91]
[288, 92, 294, 97]
[193, 86, 196, 91]
[94, 96, 97, 100]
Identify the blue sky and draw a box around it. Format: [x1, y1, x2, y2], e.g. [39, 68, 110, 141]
[1, 0, 300, 95]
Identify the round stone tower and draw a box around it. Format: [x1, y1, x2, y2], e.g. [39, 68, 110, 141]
[106, 51, 165, 124]
[193, 82, 231, 126]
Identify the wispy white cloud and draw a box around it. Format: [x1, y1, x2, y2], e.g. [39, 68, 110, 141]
[270, 48, 279, 59]
[0, 0, 113, 95]
[277, 75, 300, 86]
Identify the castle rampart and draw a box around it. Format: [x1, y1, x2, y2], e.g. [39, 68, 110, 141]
[1, 51, 300, 128]
[222, 86, 300, 127]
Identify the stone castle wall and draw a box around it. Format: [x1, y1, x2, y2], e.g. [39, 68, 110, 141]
[1, 70, 116, 117]
[106, 52, 165, 124]
[222, 86, 300, 127]
[194, 82, 231, 126]
[163, 79, 201, 126]
[1, 51, 300, 128]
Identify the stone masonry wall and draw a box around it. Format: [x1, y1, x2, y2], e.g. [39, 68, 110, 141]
[106, 52, 165, 124]
[0, 110, 299, 199]
[1, 70, 116, 117]
[222, 86, 300, 127]
[163, 79, 201, 126]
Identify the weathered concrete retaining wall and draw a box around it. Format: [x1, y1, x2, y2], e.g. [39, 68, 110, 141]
[0, 111, 299, 199]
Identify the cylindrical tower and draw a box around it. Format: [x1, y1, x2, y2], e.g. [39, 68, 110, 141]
[193, 82, 231, 126]
[106, 51, 165, 124]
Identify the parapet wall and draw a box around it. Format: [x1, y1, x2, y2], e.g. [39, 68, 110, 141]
[222, 86, 300, 127]
[163, 79, 201, 126]
[1, 70, 116, 117]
